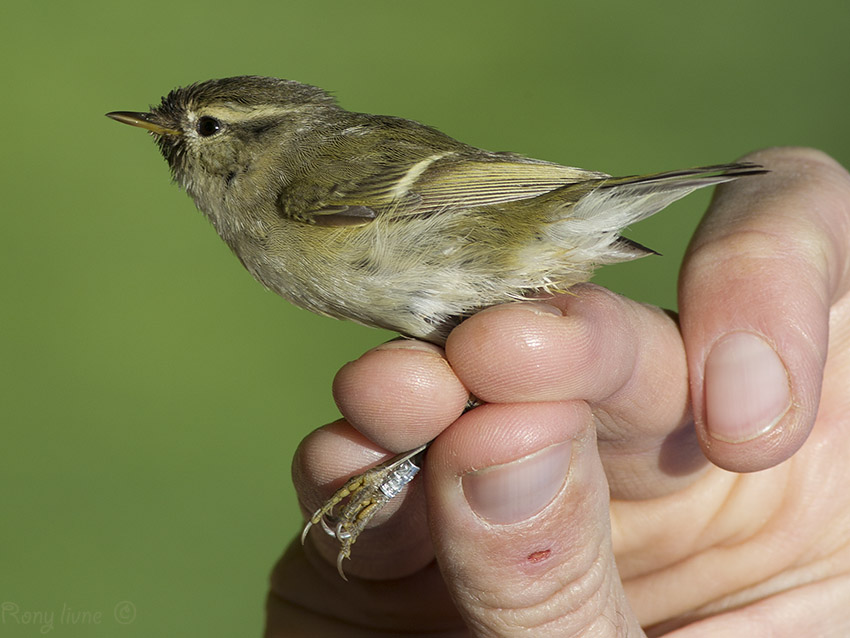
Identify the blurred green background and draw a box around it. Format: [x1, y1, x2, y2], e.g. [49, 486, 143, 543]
[1, 1, 848, 635]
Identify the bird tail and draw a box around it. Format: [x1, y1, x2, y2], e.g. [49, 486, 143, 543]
[552, 162, 767, 263]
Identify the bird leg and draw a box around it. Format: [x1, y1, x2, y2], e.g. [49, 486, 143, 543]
[301, 442, 429, 579]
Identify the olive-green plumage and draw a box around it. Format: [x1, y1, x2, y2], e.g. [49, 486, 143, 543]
[108, 76, 763, 344]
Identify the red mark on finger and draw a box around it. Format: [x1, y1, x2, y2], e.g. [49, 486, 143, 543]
[527, 549, 551, 563]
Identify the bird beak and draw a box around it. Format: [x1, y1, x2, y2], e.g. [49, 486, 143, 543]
[105, 111, 181, 136]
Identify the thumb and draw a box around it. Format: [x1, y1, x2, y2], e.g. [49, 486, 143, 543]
[679, 147, 850, 471]
[426, 401, 643, 637]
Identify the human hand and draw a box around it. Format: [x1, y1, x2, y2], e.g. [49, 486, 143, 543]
[268, 147, 850, 636]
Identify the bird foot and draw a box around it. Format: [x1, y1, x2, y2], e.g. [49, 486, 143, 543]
[301, 442, 429, 579]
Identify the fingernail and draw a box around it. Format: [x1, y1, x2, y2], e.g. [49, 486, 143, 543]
[704, 332, 791, 443]
[462, 441, 572, 524]
[374, 339, 445, 355]
[479, 301, 564, 318]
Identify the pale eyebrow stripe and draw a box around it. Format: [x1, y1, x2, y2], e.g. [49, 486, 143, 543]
[198, 104, 315, 120]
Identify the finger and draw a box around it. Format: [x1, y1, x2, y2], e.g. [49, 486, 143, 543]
[679, 147, 850, 472]
[657, 574, 850, 638]
[292, 420, 433, 580]
[332, 340, 469, 452]
[267, 535, 460, 635]
[446, 286, 701, 498]
[426, 401, 643, 636]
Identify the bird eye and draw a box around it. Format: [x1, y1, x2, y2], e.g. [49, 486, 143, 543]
[196, 116, 221, 137]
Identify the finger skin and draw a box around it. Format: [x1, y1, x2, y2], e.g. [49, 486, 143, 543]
[315, 287, 702, 585]
[332, 287, 702, 502]
[679, 147, 850, 471]
[446, 287, 701, 498]
[652, 574, 850, 638]
[426, 401, 644, 636]
[285, 402, 648, 635]
[332, 340, 469, 452]
[266, 536, 461, 635]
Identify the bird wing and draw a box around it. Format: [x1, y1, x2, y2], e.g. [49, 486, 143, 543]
[297, 154, 609, 226]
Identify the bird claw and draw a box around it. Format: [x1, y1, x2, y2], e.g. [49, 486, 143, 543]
[301, 443, 428, 579]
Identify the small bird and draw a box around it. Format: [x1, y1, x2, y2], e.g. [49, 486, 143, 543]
[107, 76, 764, 576]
